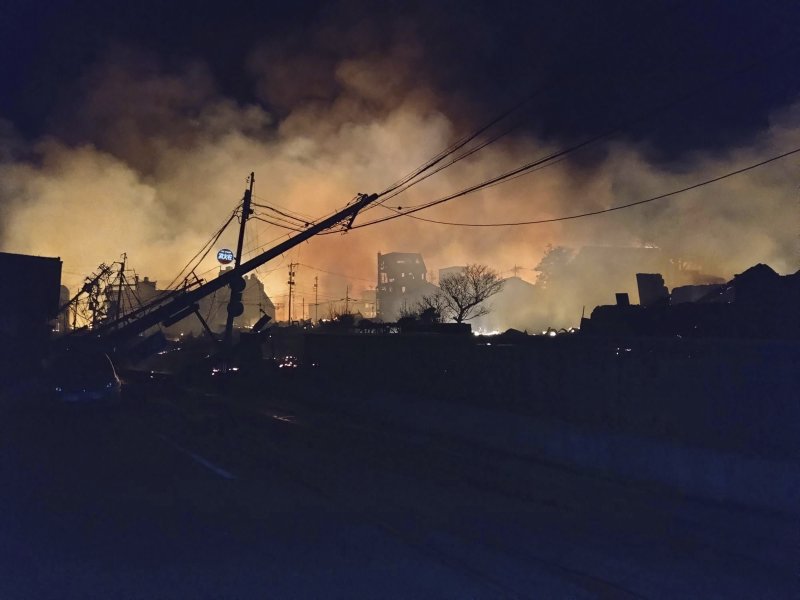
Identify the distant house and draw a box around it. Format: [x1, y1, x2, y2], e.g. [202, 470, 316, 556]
[472, 275, 539, 333]
[438, 266, 466, 281]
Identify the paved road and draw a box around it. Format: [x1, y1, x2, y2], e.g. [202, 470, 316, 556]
[0, 384, 795, 599]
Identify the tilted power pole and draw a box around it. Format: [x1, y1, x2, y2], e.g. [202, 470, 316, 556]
[103, 192, 379, 346]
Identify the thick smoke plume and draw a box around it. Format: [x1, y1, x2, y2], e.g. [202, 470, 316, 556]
[0, 38, 797, 329]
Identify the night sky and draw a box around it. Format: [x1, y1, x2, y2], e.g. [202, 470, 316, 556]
[3, 1, 798, 154]
[1, 0, 798, 313]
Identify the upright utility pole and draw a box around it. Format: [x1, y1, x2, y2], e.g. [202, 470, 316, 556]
[224, 172, 254, 352]
[314, 276, 318, 322]
[287, 262, 297, 323]
[114, 253, 127, 321]
[345, 284, 350, 314]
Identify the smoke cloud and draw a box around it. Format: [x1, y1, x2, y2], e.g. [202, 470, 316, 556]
[0, 34, 797, 330]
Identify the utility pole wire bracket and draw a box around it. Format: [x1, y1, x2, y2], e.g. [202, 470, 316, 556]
[344, 193, 378, 231]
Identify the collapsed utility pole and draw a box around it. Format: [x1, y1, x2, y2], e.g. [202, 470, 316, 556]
[103, 191, 379, 345]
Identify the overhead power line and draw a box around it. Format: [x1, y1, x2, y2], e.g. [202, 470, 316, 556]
[355, 39, 800, 227]
[163, 203, 240, 291]
[369, 1, 699, 207]
[353, 146, 800, 228]
[251, 214, 305, 232]
[375, 94, 541, 200]
[251, 193, 316, 220]
[251, 201, 311, 227]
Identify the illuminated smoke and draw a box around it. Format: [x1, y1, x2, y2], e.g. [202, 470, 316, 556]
[0, 43, 797, 330]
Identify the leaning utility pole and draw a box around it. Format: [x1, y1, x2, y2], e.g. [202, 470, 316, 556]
[104, 192, 379, 345]
[223, 172, 254, 352]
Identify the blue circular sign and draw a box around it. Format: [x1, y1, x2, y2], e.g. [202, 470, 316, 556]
[217, 248, 235, 264]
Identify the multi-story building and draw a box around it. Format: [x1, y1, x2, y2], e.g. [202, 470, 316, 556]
[376, 252, 439, 321]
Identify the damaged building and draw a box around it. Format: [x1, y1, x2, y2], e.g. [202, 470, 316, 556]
[376, 252, 438, 321]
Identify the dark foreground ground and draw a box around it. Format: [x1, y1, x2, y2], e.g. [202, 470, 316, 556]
[0, 378, 796, 599]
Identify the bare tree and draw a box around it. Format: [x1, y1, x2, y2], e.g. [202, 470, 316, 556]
[415, 293, 449, 323]
[427, 264, 504, 323]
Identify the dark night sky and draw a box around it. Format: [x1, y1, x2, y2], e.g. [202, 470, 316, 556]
[2, 0, 798, 160]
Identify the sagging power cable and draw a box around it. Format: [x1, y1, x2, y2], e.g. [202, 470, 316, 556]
[350, 146, 800, 228]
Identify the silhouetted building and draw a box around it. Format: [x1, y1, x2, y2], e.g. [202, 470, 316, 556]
[533, 245, 671, 330]
[376, 252, 438, 321]
[581, 263, 800, 339]
[636, 273, 669, 307]
[0, 251, 62, 338]
[0, 251, 62, 379]
[134, 276, 160, 303]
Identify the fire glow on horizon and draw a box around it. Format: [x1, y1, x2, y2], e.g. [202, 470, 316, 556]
[1, 47, 798, 330]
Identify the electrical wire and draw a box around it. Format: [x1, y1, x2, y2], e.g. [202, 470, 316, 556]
[251, 201, 312, 226]
[338, 38, 800, 234]
[351, 146, 800, 228]
[376, 94, 543, 200]
[366, 117, 528, 213]
[162, 203, 240, 291]
[252, 193, 316, 220]
[251, 214, 305, 232]
[360, 39, 800, 220]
